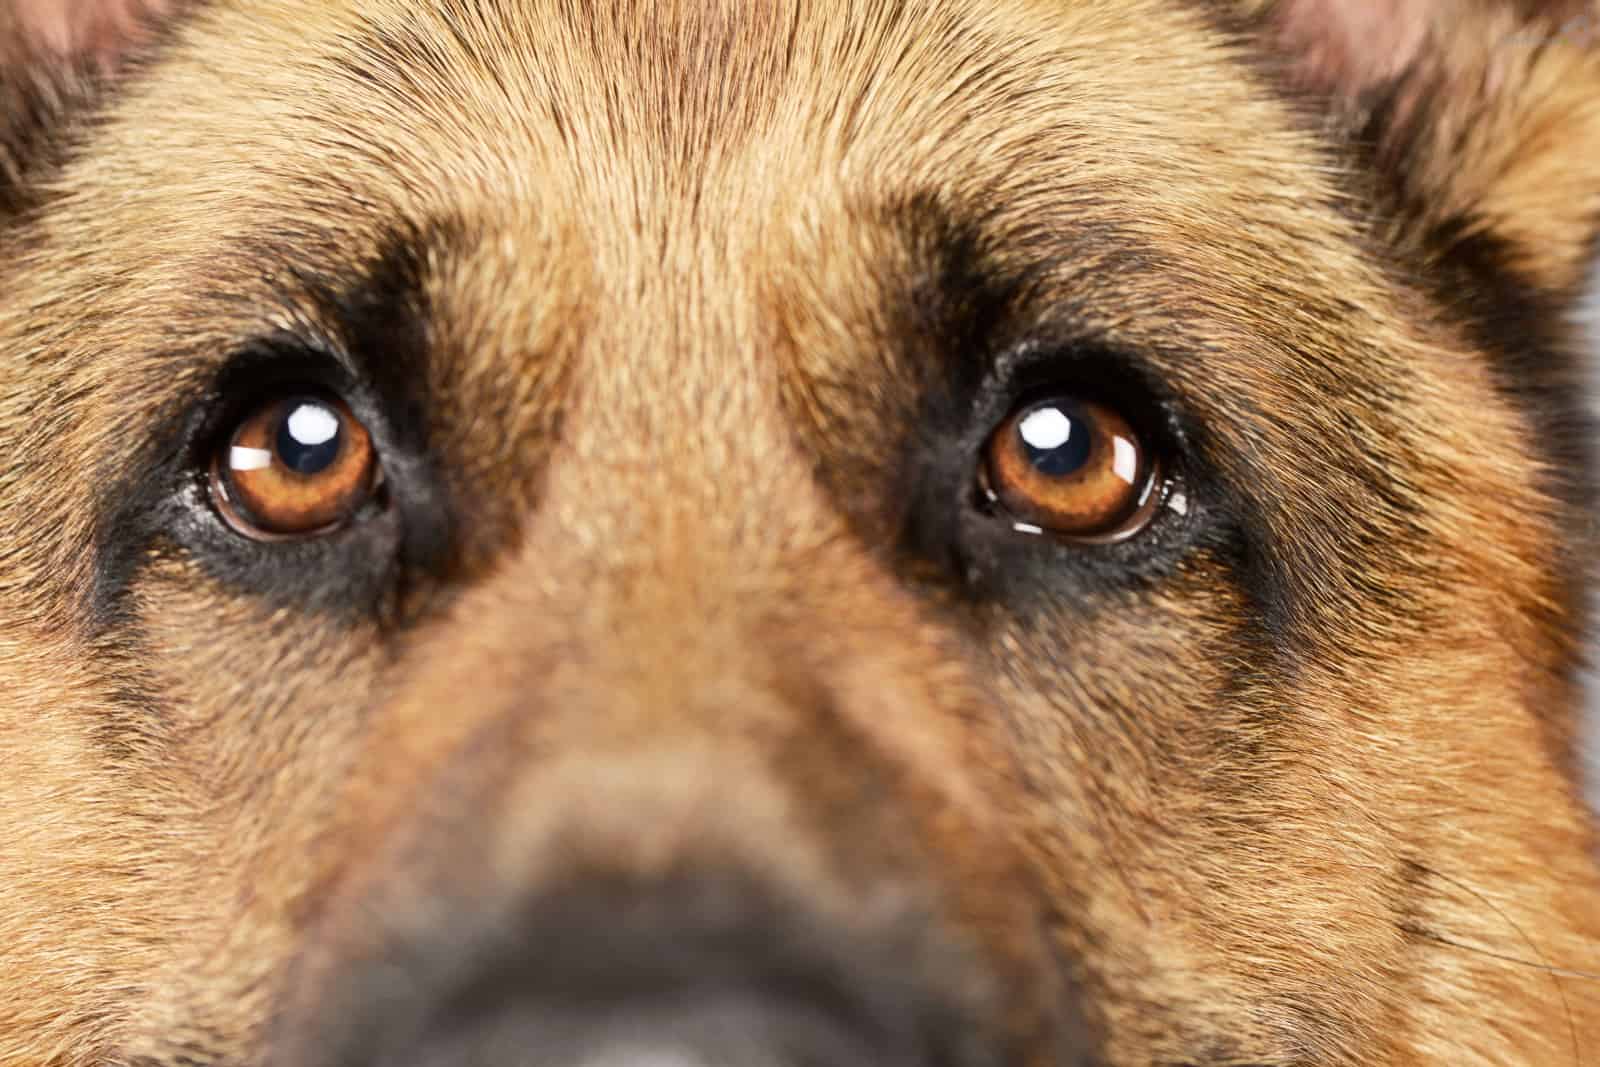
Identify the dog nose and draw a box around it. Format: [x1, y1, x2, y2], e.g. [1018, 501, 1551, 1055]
[410, 990, 910, 1067]
[282, 876, 1008, 1067]
[410, 985, 905, 1067]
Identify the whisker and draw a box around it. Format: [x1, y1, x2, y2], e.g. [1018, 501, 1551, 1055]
[1406, 861, 1590, 1066]
[1399, 924, 1600, 983]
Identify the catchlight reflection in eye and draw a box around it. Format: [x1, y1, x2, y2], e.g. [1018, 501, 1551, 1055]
[287, 403, 340, 447]
[211, 393, 380, 539]
[1018, 406, 1073, 450]
[1111, 435, 1138, 484]
[981, 394, 1166, 542]
[230, 446, 273, 471]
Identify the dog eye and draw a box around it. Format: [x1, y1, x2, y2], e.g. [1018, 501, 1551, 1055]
[980, 395, 1162, 541]
[209, 393, 380, 539]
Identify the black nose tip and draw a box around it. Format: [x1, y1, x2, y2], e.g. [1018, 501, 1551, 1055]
[412, 985, 900, 1067]
[285, 875, 1008, 1067]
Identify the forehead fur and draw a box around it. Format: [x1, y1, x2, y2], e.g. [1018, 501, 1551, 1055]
[4, 0, 1544, 628]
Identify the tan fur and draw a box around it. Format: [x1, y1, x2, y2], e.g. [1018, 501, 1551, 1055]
[0, 0, 1597, 1064]
[1260, 0, 1600, 292]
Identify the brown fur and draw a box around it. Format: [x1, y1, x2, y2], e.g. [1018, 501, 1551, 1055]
[0, 0, 1598, 1063]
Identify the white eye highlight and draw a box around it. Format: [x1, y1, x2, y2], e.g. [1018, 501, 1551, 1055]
[1018, 406, 1072, 450]
[287, 402, 340, 446]
[229, 446, 274, 471]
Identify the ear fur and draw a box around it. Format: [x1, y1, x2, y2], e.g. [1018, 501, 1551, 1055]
[0, 0, 170, 218]
[11, 0, 169, 62]
[1251, 0, 1600, 298]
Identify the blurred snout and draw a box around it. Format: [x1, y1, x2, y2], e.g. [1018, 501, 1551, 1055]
[257, 349, 1094, 1065]
[268, 732, 1082, 1067]
[286, 874, 1016, 1067]
[266, 670, 1086, 1065]
[263, 541, 1087, 1064]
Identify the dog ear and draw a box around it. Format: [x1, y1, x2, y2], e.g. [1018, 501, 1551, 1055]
[8, 0, 170, 64]
[0, 0, 170, 217]
[1252, 0, 1600, 297]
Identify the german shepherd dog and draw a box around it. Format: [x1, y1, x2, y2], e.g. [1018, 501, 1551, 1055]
[2, 0, 1598, 1063]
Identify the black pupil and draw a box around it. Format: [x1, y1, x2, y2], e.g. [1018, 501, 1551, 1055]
[1018, 401, 1093, 477]
[275, 400, 344, 476]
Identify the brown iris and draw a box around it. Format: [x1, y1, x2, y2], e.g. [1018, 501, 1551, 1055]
[210, 394, 379, 539]
[982, 395, 1162, 541]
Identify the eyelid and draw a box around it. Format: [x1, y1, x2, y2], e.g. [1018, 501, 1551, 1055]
[969, 341, 1188, 457]
[189, 337, 364, 462]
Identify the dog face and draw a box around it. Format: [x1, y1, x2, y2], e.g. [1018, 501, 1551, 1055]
[1, 1, 1597, 1063]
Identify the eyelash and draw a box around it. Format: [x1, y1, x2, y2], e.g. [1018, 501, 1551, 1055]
[974, 344, 1189, 466]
